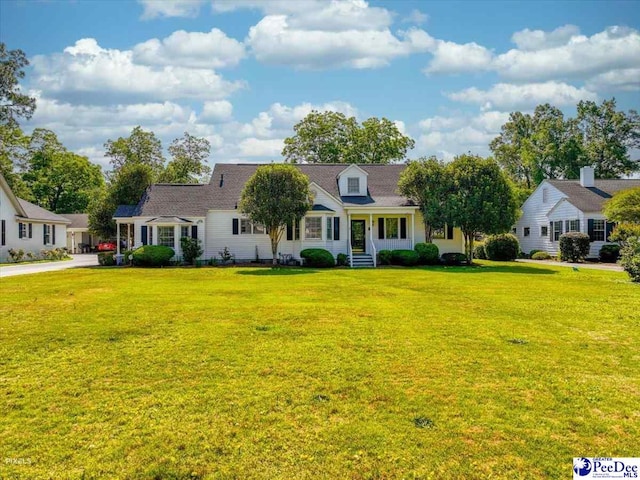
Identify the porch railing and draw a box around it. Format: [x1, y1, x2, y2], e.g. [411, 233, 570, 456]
[370, 236, 377, 267]
[374, 239, 412, 252]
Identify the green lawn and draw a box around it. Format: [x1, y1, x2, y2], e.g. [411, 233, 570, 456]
[1, 263, 638, 479]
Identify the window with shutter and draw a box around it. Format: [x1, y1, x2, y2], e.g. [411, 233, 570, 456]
[400, 218, 407, 239]
[28, 223, 32, 238]
[191, 225, 198, 240]
[52, 225, 56, 244]
[141, 225, 148, 245]
[378, 218, 384, 239]
[333, 217, 340, 241]
[286, 221, 293, 241]
[1, 220, 5, 246]
[232, 218, 239, 235]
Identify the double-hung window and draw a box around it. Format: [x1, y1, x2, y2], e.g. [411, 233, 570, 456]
[158, 226, 174, 247]
[553, 221, 563, 242]
[19, 223, 27, 239]
[43, 224, 51, 245]
[326, 217, 333, 241]
[252, 223, 265, 235]
[385, 218, 399, 239]
[524, 227, 530, 237]
[305, 217, 322, 240]
[181, 226, 190, 238]
[347, 177, 359, 194]
[567, 219, 580, 232]
[592, 220, 605, 242]
[540, 226, 548, 237]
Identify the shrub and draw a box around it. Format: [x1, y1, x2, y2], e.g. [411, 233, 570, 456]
[218, 246, 234, 264]
[532, 251, 551, 260]
[378, 250, 393, 265]
[98, 252, 116, 266]
[484, 234, 520, 261]
[8, 248, 25, 263]
[599, 244, 621, 263]
[473, 243, 487, 260]
[300, 248, 335, 268]
[414, 243, 440, 265]
[336, 253, 348, 266]
[559, 232, 591, 262]
[132, 245, 174, 267]
[390, 249, 420, 266]
[441, 252, 468, 266]
[619, 236, 640, 282]
[529, 249, 543, 257]
[609, 222, 640, 245]
[180, 237, 203, 265]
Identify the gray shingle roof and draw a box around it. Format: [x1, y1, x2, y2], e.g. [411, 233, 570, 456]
[17, 198, 71, 223]
[548, 179, 640, 212]
[114, 205, 138, 218]
[135, 184, 212, 217]
[209, 163, 413, 210]
[63, 213, 89, 229]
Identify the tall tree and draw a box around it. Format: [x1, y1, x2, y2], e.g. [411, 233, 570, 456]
[0, 124, 30, 197]
[397, 157, 451, 242]
[158, 132, 211, 183]
[576, 99, 639, 178]
[239, 164, 313, 265]
[603, 187, 640, 224]
[104, 126, 165, 174]
[446, 154, 519, 263]
[283, 111, 414, 164]
[0, 43, 36, 128]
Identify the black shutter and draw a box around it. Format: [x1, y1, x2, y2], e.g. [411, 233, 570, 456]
[43, 224, 46, 244]
[550, 222, 554, 242]
[52, 225, 56, 244]
[232, 218, 239, 235]
[378, 218, 384, 239]
[587, 219, 594, 242]
[19, 222, 23, 239]
[565, 220, 570, 232]
[400, 218, 407, 239]
[28, 223, 32, 238]
[294, 220, 300, 240]
[1, 220, 5, 246]
[333, 217, 340, 241]
[286, 221, 293, 241]
[191, 225, 198, 240]
[576, 220, 580, 233]
[447, 224, 454, 240]
[605, 222, 615, 242]
[141, 225, 148, 245]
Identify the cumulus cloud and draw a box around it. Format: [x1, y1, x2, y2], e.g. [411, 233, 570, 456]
[585, 68, 640, 92]
[238, 138, 284, 157]
[511, 24, 581, 51]
[424, 39, 493, 74]
[447, 81, 597, 110]
[31, 38, 245, 104]
[138, 0, 205, 19]
[200, 100, 234, 123]
[133, 29, 246, 69]
[403, 9, 428, 25]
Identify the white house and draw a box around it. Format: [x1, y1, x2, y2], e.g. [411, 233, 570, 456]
[515, 166, 640, 258]
[114, 163, 465, 267]
[0, 173, 70, 262]
[64, 214, 98, 253]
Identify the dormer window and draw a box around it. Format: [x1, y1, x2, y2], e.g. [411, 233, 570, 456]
[347, 177, 359, 194]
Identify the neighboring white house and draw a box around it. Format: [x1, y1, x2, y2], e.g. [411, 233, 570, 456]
[64, 214, 98, 253]
[515, 166, 640, 258]
[114, 164, 465, 267]
[0, 173, 70, 262]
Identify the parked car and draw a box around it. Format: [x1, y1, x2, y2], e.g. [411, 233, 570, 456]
[97, 241, 117, 252]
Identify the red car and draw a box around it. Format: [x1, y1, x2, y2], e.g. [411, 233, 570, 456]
[97, 241, 117, 252]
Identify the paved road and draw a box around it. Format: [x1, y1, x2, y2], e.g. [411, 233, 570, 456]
[515, 258, 623, 272]
[0, 254, 99, 278]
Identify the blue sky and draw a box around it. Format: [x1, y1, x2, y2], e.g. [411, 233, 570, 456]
[1, 0, 638, 169]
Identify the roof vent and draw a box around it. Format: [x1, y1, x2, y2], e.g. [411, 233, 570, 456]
[219, 173, 224, 187]
[580, 166, 594, 188]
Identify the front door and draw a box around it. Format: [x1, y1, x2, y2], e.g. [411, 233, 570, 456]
[351, 220, 366, 252]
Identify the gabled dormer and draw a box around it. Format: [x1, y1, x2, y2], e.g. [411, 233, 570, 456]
[337, 164, 368, 197]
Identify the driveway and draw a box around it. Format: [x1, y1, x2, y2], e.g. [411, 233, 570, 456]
[516, 258, 623, 272]
[0, 254, 99, 278]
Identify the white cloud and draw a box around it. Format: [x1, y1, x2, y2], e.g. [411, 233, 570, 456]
[200, 100, 234, 123]
[237, 138, 284, 157]
[31, 38, 245, 103]
[585, 68, 640, 92]
[403, 9, 428, 25]
[138, 0, 205, 19]
[511, 24, 580, 51]
[424, 39, 493, 74]
[132, 29, 246, 69]
[447, 81, 597, 111]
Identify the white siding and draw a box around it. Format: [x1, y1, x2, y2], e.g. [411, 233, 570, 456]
[337, 165, 368, 196]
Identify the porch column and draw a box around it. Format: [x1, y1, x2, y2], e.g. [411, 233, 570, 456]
[369, 213, 375, 267]
[411, 212, 415, 249]
[71, 231, 76, 254]
[116, 222, 121, 255]
[348, 212, 352, 268]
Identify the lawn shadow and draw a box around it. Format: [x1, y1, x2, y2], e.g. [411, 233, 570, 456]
[435, 264, 559, 275]
[236, 268, 319, 276]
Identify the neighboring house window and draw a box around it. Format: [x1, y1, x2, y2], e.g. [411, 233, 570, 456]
[591, 220, 605, 242]
[553, 221, 563, 241]
[432, 227, 445, 239]
[347, 177, 359, 194]
[253, 223, 265, 235]
[326, 217, 332, 241]
[305, 217, 322, 240]
[524, 227, 530, 237]
[511, 227, 517, 234]
[43, 224, 51, 245]
[240, 218, 252, 234]
[542, 188, 548, 203]
[158, 226, 174, 247]
[181, 226, 190, 238]
[541, 226, 548, 237]
[385, 218, 399, 239]
[19, 222, 27, 239]
[567, 219, 580, 232]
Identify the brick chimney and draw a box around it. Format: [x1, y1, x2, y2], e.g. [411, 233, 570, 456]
[580, 166, 595, 187]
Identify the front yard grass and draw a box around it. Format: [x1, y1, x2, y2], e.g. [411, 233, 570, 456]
[0, 262, 638, 479]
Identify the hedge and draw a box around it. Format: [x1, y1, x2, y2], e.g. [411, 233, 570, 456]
[378, 250, 393, 265]
[473, 244, 487, 260]
[559, 232, 590, 262]
[441, 252, 467, 266]
[391, 249, 420, 266]
[98, 252, 116, 266]
[131, 245, 175, 267]
[531, 251, 551, 260]
[414, 243, 440, 265]
[599, 244, 620, 263]
[484, 234, 519, 261]
[300, 248, 335, 268]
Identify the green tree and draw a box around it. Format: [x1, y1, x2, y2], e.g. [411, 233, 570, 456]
[283, 111, 414, 164]
[446, 154, 519, 263]
[104, 126, 165, 174]
[239, 164, 313, 265]
[576, 99, 640, 178]
[158, 132, 211, 183]
[604, 187, 640, 224]
[88, 189, 117, 240]
[0, 124, 30, 197]
[397, 156, 451, 242]
[0, 43, 36, 128]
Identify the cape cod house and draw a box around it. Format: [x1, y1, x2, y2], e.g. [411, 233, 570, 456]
[515, 166, 640, 258]
[114, 163, 464, 267]
[0, 172, 70, 262]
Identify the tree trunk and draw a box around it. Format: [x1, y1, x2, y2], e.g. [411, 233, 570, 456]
[464, 231, 474, 264]
[424, 222, 432, 243]
[270, 231, 278, 265]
